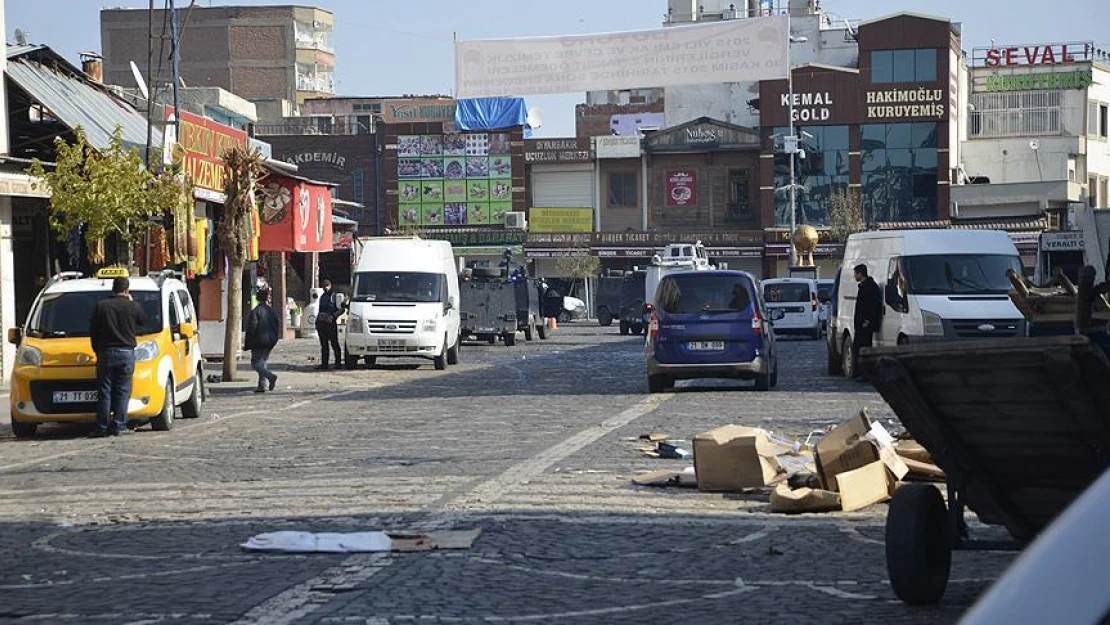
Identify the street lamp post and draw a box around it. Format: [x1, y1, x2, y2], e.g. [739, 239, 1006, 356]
[785, 19, 807, 268]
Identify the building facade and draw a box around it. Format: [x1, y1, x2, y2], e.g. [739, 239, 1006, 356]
[100, 5, 335, 107]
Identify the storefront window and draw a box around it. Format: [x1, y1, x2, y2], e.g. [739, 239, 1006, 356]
[861, 122, 939, 223]
[727, 169, 752, 220]
[871, 49, 937, 84]
[773, 125, 849, 227]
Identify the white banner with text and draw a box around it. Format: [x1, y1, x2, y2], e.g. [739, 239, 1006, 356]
[455, 17, 789, 97]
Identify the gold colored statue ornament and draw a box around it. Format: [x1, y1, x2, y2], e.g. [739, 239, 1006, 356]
[792, 225, 819, 267]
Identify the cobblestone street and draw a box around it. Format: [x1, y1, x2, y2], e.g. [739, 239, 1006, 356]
[0, 325, 1015, 624]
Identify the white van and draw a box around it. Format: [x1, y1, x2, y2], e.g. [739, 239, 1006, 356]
[762, 278, 821, 339]
[344, 237, 461, 370]
[832, 229, 1026, 377]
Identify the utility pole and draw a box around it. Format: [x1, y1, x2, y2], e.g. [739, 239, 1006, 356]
[169, 0, 182, 141]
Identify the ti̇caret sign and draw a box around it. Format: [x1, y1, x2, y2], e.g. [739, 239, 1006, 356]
[167, 108, 248, 203]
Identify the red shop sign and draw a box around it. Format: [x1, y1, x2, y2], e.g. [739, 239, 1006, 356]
[258, 177, 334, 253]
[666, 170, 697, 207]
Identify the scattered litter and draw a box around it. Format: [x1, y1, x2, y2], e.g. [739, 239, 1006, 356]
[693, 425, 786, 492]
[241, 529, 481, 553]
[639, 432, 670, 442]
[656, 442, 693, 460]
[631, 466, 697, 487]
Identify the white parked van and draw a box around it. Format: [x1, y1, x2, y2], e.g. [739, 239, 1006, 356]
[831, 229, 1026, 377]
[344, 237, 461, 370]
[762, 278, 821, 339]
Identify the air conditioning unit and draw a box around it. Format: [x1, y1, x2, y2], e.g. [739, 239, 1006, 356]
[505, 211, 527, 230]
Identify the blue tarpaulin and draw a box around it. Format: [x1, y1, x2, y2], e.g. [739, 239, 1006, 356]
[455, 97, 529, 132]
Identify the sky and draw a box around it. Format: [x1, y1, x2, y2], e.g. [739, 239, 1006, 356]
[6, 0, 1104, 137]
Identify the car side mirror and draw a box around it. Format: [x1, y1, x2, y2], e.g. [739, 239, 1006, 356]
[7, 327, 21, 345]
[770, 308, 786, 321]
[178, 322, 196, 339]
[884, 282, 907, 313]
[444, 297, 456, 313]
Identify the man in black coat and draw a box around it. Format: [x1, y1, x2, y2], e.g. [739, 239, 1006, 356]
[852, 263, 882, 377]
[89, 277, 149, 437]
[245, 287, 280, 393]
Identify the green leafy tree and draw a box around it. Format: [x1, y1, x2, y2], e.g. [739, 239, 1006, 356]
[219, 145, 266, 381]
[28, 127, 180, 265]
[556, 242, 600, 313]
[828, 188, 865, 251]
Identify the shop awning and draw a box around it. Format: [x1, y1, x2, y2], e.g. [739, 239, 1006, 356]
[7, 45, 159, 155]
[258, 163, 336, 253]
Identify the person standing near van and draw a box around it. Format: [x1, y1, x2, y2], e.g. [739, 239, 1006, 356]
[315, 279, 343, 370]
[245, 287, 280, 392]
[89, 277, 148, 437]
[852, 264, 882, 377]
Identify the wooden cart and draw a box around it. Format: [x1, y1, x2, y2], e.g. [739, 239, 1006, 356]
[860, 335, 1110, 605]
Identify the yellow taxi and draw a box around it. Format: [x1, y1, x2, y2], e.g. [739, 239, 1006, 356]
[7, 267, 205, 437]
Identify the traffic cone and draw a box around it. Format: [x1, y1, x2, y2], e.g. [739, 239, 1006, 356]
[548, 317, 557, 330]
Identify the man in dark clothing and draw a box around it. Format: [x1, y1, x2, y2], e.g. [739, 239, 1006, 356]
[89, 277, 148, 437]
[315, 279, 343, 370]
[245, 287, 280, 393]
[852, 263, 883, 378]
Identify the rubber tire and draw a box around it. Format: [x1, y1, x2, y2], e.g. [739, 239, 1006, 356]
[180, 367, 204, 419]
[886, 484, 952, 605]
[754, 372, 771, 391]
[11, 419, 37, 438]
[559, 311, 571, 323]
[897, 334, 910, 346]
[487, 335, 497, 345]
[827, 336, 844, 376]
[364, 356, 376, 369]
[504, 333, 517, 347]
[619, 321, 630, 335]
[524, 325, 533, 341]
[447, 337, 460, 365]
[537, 323, 547, 340]
[434, 343, 448, 371]
[811, 327, 822, 341]
[841, 334, 856, 379]
[151, 382, 175, 431]
[632, 324, 644, 336]
[344, 351, 359, 370]
[647, 374, 667, 393]
[598, 308, 613, 326]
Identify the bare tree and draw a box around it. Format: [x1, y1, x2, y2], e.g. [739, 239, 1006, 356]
[828, 188, 865, 249]
[219, 146, 265, 381]
[555, 243, 600, 309]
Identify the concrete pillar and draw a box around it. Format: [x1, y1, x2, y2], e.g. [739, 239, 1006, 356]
[0, 198, 15, 380]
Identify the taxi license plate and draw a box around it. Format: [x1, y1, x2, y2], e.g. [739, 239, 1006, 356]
[688, 341, 725, 351]
[53, 390, 98, 403]
[378, 339, 404, 348]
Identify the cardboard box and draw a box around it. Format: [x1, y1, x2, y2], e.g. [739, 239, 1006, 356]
[815, 413, 881, 491]
[769, 484, 841, 513]
[837, 460, 894, 512]
[693, 425, 782, 492]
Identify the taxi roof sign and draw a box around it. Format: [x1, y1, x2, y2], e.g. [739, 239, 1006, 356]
[95, 267, 130, 279]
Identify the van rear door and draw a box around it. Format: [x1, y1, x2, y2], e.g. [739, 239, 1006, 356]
[652, 273, 760, 365]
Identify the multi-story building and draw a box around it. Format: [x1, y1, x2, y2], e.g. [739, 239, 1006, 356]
[100, 5, 335, 108]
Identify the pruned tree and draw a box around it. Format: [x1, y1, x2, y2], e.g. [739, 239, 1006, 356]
[28, 126, 181, 265]
[219, 145, 266, 381]
[828, 188, 865, 248]
[555, 242, 600, 306]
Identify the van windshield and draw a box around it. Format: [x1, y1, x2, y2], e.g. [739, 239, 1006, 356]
[764, 283, 811, 303]
[353, 272, 445, 303]
[903, 254, 1022, 295]
[658, 274, 753, 315]
[27, 290, 162, 338]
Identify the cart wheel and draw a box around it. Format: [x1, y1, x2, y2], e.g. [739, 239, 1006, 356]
[886, 484, 952, 605]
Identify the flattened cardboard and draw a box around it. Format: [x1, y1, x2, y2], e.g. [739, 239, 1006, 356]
[900, 456, 946, 481]
[769, 484, 841, 513]
[894, 439, 933, 464]
[693, 425, 783, 492]
[631, 467, 698, 487]
[837, 461, 893, 512]
[388, 529, 482, 552]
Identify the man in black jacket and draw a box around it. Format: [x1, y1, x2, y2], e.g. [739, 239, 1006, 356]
[315, 279, 343, 370]
[89, 277, 148, 437]
[245, 287, 280, 393]
[852, 263, 882, 377]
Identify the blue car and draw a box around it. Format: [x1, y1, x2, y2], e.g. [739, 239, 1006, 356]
[645, 270, 781, 393]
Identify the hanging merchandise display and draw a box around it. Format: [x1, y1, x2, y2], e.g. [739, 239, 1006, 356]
[173, 192, 190, 265]
[88, 237, 105, 265]
[151, 224, 170, 270]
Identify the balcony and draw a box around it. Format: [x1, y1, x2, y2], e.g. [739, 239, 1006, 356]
[294, 22, 334, 53]
[296, 72, 335, 95]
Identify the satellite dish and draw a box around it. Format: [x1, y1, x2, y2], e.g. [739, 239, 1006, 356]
[129, 60, 149, 100]
[526, 106, 544, 129]
[1029, 138, 1040, 151]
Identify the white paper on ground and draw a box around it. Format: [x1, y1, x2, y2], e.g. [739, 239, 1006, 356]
[242, 531, 393, 553]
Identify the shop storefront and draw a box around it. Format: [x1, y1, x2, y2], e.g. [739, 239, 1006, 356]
[526, 137, 595, 211]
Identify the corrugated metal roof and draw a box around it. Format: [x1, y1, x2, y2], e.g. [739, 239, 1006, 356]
[875, 217, 1050, 232]
[6, 46, 159, 153]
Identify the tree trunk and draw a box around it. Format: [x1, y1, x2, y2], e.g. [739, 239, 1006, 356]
[222, 257, 246, 381]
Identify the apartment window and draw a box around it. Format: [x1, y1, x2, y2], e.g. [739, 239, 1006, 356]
[970, 91, 1063, 138]
[727, 170, 752, 219]
[871, 49, 937, 84]
[1102, 104, 1109, 139]
[861, 122, 940, 223]
[1091, 176, 1099, 207]
[608, 172, 638, 208]
[1102, 178, 1110, 208]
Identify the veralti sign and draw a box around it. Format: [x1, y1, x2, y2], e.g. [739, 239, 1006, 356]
[974, 42, 1094, 67]
[168, 108, 248, 202]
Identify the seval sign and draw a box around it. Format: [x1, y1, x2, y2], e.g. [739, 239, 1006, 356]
[978, 42, 1094, 67]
